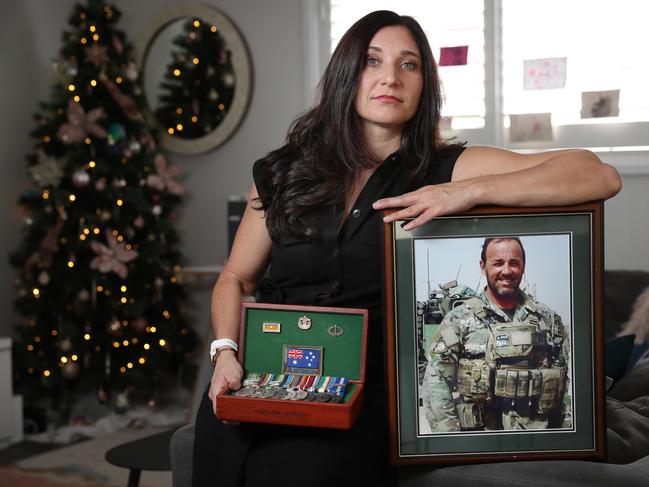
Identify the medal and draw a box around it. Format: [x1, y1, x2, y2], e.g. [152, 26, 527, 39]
[273, 388, 289, 400]
[234, 387, 254, 397]
[314, 375, 332, 402]
[260, 387, 277, 398]
[291, 389, 308, 400]
[328, 394, 342, 403]
[327, 376, 348, 403]
[314, 392, 331, 402]
[242, 372, 261, 387]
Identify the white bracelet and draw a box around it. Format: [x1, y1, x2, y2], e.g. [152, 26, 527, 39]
[209, 338, 238, 365]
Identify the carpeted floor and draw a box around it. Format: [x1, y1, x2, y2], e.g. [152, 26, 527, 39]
[0, 427, 173, 487]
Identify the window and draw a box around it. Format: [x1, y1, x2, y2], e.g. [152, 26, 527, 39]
[308, 0, 649, 151]
[330, 0, 486, 130]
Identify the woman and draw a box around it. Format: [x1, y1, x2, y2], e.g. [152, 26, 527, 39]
[193, 10, 620, 487]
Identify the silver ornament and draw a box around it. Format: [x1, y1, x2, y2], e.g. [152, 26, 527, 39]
[222, 72, 235, 87]
[152, 205, 162, 216]
[38, 271, 50, 286]
[125, 62, 139, 81]
[72, 169, 91, 188]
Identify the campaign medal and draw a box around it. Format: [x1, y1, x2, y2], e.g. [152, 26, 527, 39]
[260, 387, 277, 399]
[273, 388, 289, 400]
[304, 392, 317, 401]
[297, 315, 312, 330]
[305, 375, 320, 401]
[327, 376, 348, 403]
[242, 372, 261, 387]
[314, 376, 332, 402]
[291, 389, 308, 400]
[315, 392, 331, 402]
[328, 393, 342, 403]
[234, 387, 254, 397]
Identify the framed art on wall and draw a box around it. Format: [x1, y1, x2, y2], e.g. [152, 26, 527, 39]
[383, 203, 606, 464]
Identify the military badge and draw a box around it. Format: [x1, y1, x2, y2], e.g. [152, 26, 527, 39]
[262, 322, 281, 333]
[297, 315, 312, 330]
[496, 334, 510, 347]
[328, 324, 344, 337]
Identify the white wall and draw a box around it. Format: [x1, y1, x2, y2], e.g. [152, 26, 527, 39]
[604, 171, 649, 271]
[0, 0, 647, 343]
[0, 0, 81, 340]
[117, 0, 307, 267]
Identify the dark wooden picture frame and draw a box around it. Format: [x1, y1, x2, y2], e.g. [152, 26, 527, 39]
[383, 203, 606, 465]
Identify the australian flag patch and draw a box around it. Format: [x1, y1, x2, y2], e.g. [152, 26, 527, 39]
[282, 345, 323, 375]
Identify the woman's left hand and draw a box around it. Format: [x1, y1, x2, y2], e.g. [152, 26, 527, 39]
[373, 180, 477, 231]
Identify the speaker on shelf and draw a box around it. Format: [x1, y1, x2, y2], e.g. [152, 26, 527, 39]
[227, 195, 247, 256]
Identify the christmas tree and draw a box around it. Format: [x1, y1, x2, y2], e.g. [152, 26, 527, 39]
[154, 17, 236, 139]
[10, 0, 197, 412]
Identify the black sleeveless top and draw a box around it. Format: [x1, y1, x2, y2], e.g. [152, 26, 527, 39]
[253, 148, 465, 388]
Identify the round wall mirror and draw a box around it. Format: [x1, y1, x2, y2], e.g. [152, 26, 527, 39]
[136, 4, 251, 154]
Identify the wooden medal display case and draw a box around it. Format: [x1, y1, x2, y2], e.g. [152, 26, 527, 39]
[216, 303, 368, 429]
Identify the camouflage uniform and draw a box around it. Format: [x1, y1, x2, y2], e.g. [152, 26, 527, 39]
[422, 289, 569, 432]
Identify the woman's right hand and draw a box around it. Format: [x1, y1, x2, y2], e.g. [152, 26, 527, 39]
[208, 350, 244, 415]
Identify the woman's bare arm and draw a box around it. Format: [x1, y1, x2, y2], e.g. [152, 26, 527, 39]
[208, 183, 272, 412]
[374, 146, 621, 230]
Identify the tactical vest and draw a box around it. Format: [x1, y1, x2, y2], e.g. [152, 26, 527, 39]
[442, 297, 567, 426]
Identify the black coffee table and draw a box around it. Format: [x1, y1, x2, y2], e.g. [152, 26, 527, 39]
[105, 427, 178, 487]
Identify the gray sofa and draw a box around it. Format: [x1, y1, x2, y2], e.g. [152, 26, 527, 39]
[170, 271, 649, 486]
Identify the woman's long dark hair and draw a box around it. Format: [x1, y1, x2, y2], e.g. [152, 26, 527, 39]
[255, 10, 463, 241]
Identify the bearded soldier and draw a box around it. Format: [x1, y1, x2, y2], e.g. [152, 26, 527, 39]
[422, 237, 570, 432]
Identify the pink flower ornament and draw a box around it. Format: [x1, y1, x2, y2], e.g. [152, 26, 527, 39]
[57, 100, 107, 144]
[146, 154, 184, 195]
[90, 230, 138, 279]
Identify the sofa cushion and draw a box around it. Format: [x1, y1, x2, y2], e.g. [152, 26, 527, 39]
[605, 334, 635, 382]
[606, 395, 649, 464]
[609, 350, 649, 402]
[398, 456, 649, 487]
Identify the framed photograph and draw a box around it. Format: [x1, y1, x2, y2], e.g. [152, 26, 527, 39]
[383, 203, 605, 464]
